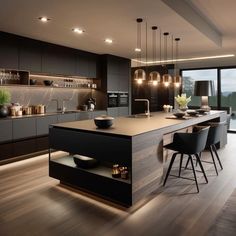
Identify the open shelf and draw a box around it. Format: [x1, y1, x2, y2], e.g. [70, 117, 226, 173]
[51, 155, 131, 184]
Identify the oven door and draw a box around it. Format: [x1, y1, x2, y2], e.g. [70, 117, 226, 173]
[108, 93, 118, 107]
[118, 93, 129, 107]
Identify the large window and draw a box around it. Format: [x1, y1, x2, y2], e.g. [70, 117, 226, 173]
[182, 69, 217, 107]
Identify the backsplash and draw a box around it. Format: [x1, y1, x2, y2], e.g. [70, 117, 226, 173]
[1, 86, 105, 112]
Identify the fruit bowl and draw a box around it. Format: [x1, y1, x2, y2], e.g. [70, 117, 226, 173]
[173, 112, 185, 118]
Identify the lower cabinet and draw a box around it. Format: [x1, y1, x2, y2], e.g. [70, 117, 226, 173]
[118, 107, 129, 117]
[0, 120, 13, 143]
[77, 112, 92, 121]
[36, 115, 58, 136]
[57, 113, 76, 123]
[107, 107, 129, 117]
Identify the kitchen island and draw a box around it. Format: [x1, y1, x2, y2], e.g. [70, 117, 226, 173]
[49, 111, 227, 206]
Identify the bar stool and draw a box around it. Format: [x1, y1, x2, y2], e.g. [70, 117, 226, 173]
[163, 126, 210, 193]
[185, 122, 224, 175]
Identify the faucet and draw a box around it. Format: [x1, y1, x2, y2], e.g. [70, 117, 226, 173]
[135, 99, 150, 116]
[62, 99, 70, 113]
[50, 99, 60, 112]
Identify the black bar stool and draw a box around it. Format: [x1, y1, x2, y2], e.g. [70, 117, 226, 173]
[163, 126, 210, 193]
[185, 122, 224, 175]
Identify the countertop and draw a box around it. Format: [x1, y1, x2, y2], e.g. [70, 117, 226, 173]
[51, 110, 226, 137]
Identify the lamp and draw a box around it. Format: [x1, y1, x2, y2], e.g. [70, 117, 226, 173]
[134, 18, 146, 84]
[149, 26, 160, 86]
[194, 80, 215, 111]
[162, 32, 172, 87]
[174, 38, 181, 88]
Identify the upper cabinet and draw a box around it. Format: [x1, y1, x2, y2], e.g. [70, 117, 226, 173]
[0, 32, 18, 69]
[76, 51, 97, 78]
[18, 38, 42, 73]
[42, 43, 76, 75]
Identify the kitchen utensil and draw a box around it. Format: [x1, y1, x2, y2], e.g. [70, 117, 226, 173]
[22, 106, 32, 115]
[87, 97, 96, 111]
[94, 115, 114, 128]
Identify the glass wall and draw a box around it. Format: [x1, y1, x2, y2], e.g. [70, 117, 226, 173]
[182, 69, 217, 107]
[221, 68, 236, 130]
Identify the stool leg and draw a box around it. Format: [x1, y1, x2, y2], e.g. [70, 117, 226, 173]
[163, 153, 178, 186]
[210, 145, 218, 175]
[195, 153, 208, 183]
[212, 144, 223, 170]
[179, 154, 183, 177]
[189, 154, 199, 193]
[196, 152, 201, 167]
[185, 156, 190, 169]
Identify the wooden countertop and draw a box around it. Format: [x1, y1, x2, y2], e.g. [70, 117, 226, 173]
[51, 110, 226, 137]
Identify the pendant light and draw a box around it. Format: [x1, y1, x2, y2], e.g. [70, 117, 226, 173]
[174, 38, 181, 88]
[149, 26, 161, 86]
[134, 18, 146, 84]
[162, 32, 172, 87]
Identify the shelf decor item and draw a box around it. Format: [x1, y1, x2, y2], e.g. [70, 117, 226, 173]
[175, 93, 191, 111]
[0, 88, 11, 118]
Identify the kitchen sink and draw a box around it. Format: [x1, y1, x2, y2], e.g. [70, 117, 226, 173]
[127, 113, 152, 118]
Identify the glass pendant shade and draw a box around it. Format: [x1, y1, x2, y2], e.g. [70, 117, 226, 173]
[149, 71, 160, 86]
[163, 73, 172, 87]
[174, 75, 182, 88]
[134, 69, 146, 84]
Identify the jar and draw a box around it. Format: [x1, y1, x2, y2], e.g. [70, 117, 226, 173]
[112, 164, 120, 178]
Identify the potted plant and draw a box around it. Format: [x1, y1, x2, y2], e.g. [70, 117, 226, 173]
[0, 88, 11, 117]
[175, 93, 191, 111]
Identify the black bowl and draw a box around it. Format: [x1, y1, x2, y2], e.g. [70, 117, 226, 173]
[173, 112, 185, 118]
[43, 80, 53, 86]
[94, 115, 114, 128]
[73, 155, 99, 168]
[30, 79, 37, 85]
[187, 110, 199, 116]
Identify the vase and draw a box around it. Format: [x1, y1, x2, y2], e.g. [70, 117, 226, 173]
[178, 105, 188, 112]
[0, 105, 9, 118]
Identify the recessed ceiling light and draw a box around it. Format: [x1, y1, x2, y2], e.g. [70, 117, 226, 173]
[38, 16, 50, 22]
[72, 28, 84, 34]
[105, 38, 113, 44]
[135, 48, 141, 52]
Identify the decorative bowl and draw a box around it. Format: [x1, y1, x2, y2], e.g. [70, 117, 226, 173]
[94, 115, 114, 128]
[73, 154, 99, 168]
[187, 110, 199, 116]
[43, 80, 53, 86]
[173, 112, 185, 118]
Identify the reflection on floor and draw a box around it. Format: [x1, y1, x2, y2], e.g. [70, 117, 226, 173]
[0, 134, 236, 236]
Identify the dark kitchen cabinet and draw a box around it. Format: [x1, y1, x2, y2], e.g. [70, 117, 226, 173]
[92, 110, 107, 118]
[107, 107, 119, 117]
[76, 52, 97, 78]
[0, 32, 18, 69]
[36, 115, 58, 136]
[42, 43, 76, 75]
[107, 74, 119, 91]
[77, 112, 92, 121]
[13, 118, 36, 140]
[19, 38, 42, 73]
[118, 107, 129, 117]
[0, 120, 13, 143]
[57, 113, 76, 123]
[119, 75, 129, 92]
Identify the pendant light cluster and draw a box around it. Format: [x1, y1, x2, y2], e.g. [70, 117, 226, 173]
[133, 18, 182, 88]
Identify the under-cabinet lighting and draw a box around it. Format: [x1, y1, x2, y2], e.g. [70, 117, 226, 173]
[38, 16, 51, 22]
[132, 54, 235, 65]
[135, 48, 141, 52]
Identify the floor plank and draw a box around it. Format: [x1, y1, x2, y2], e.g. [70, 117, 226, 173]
[0, 134, 236, 236]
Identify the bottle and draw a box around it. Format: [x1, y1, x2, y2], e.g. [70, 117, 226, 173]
[112, 164, 120, 178]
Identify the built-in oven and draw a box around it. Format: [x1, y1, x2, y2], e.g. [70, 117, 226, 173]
[118, 92, 129, 107]
[107, 92, 119, 107]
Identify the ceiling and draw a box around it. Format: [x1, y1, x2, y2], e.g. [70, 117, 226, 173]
[0, 0, 236, 63]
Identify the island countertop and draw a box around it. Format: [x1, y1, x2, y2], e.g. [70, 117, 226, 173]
[50, 110, 226, 137]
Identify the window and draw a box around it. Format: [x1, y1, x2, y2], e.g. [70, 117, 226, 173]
[182, 69, 217, 107]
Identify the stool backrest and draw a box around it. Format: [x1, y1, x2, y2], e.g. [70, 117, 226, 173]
[173, 126, 210, 154]
[206, 122, 225, 146]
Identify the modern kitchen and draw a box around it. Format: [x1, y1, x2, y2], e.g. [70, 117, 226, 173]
[1, 1, 236, 236]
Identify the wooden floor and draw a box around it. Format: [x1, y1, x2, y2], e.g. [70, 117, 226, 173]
[1, 134, 236, 236]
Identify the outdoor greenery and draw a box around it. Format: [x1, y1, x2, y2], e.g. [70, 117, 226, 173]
[0, 89, 11, 105]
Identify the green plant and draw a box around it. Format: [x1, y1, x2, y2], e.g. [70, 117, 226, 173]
[175, 93, 191, 107]
[0, 89, 11, 105]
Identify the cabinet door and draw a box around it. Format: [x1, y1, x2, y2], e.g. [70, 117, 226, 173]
[107, 107, 119, 117]
[19, 38, 42, 73]
[107, 55, 120, 75]
[0, 120, 13, 143]
[92, 110, 107, 118]
[0, 32, 18, 69]
[107, 74, 119, 91]
[13, 118, 36, 140]
[77, 112, 92, 120]
[87, 53, 97, 78]
[57, 113, 76, 123]
[119, 75, 129, 92]
[36, 115, 58, 136]
[42, 44, 76, 75]
[118, 107, 129, 117]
